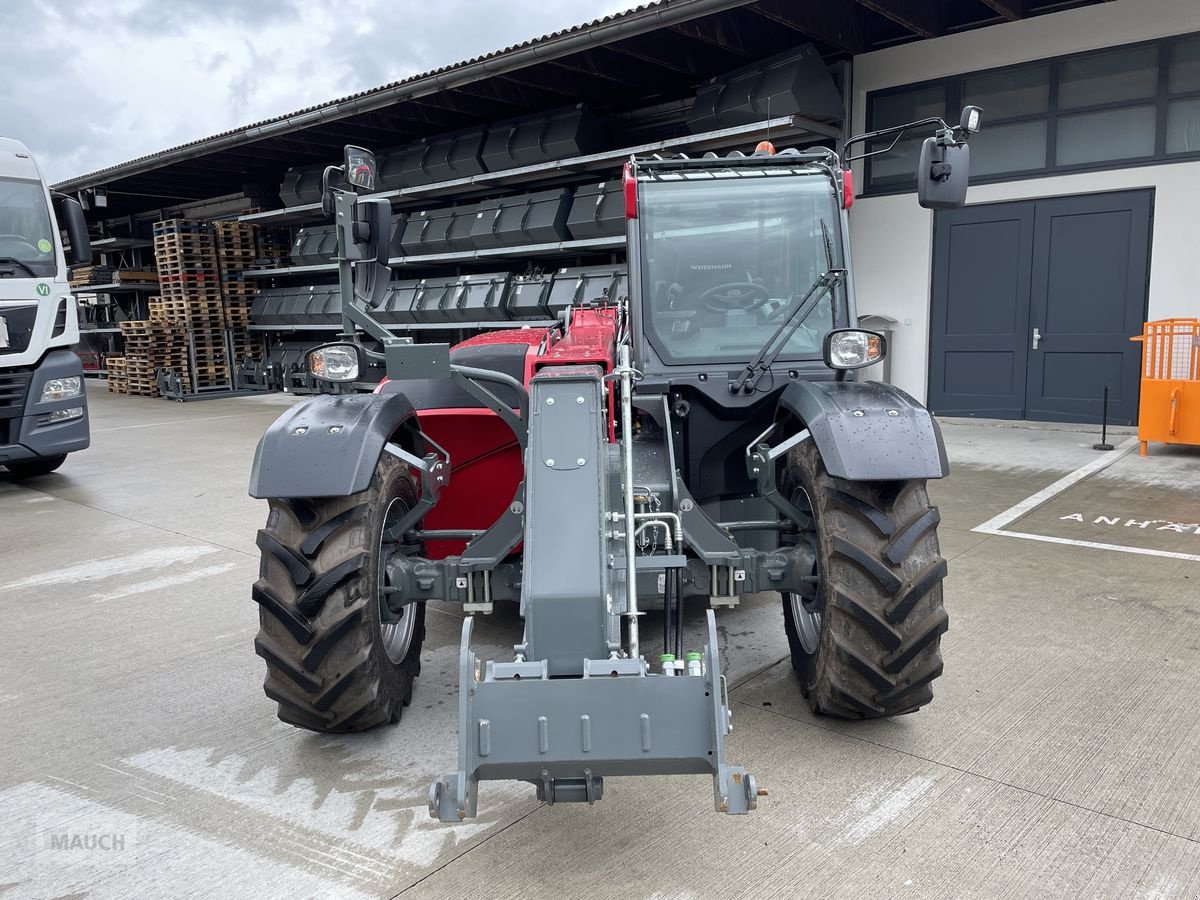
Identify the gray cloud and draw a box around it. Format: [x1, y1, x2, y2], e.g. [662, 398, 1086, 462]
[1, 0, 632, 183]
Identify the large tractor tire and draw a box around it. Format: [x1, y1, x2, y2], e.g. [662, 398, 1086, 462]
[781, 439, 947, 718]
[252, 451, 425, 733]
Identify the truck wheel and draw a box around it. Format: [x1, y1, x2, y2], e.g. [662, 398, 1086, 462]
[781, 440, 947, 718]
[4, 454, 67, 479]
[252, 451, 425, 733]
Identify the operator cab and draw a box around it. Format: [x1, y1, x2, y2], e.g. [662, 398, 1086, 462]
[634, 162, 842, 379]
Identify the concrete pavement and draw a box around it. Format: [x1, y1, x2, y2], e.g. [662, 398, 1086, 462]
[1, 389, 1198, 898]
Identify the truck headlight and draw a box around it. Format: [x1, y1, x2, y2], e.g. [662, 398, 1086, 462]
[308, 343, 360, 383]
[41, 376, 83, 402]
[823, 329, 886, 370]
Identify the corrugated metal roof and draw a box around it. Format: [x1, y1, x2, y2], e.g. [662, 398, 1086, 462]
[53, 1, 680, 190]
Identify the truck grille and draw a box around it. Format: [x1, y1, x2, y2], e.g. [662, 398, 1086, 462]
[0, 369, 32, 419]
[0, 304, 37, 354]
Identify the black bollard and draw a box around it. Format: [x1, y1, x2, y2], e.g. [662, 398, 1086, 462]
[1093, 384, 1115, 451]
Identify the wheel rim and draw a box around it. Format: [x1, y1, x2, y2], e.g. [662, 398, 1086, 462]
[790, 593, 822, 655]
[790, 485, 823, 655]
[379, 496, 417, 664]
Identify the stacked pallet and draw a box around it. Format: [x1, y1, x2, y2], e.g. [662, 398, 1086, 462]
[69, 265, 115, 287]
[213, 221, 264, 366]
[106, 357, 127, 394]
[153, 219, 229, 391]
[69, 266, 160, 288]
[213, 221, 257, 332]
[114, 299, 192, 398]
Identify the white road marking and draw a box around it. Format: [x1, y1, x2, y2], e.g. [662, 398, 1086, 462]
[88, 562, 237, 602]
[124, 746, 506, 868]
[842, 775, 934, 845]
[973, 437, 1137, 533]
[91, 412, 267, 434]
[22, 495, 54, 503]
[0, 781, 374, 899]
[982, 529, 1200, 563]
[971, 438, 1200, 561]
[0, 545, 220, 591]
[95, 764, 175, 800]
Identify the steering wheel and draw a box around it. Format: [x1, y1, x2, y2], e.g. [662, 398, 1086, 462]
[699, 282, 769, 312]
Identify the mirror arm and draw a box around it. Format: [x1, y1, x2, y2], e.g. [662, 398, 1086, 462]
[842, 115, 950, 163]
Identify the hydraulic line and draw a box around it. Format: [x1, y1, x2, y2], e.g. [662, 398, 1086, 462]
[673, 568, 685, 660]
[663, 564, 673, 656]
[618, 342, 641, 659]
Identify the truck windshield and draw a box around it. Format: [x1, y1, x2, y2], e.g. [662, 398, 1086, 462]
[639, 172, 842, 366]
[0, 176, 57, 278]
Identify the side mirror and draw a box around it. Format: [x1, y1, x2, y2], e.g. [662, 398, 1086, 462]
[917, 140, 971, 210]
[60, 197, 91, 265]
[320, 164, 343, 219]
[344, 146, 377, 193]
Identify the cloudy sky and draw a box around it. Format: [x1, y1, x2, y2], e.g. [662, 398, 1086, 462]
[2, 0, 632, 184]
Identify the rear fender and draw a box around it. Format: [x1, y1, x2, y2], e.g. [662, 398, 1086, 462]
[249, 392, 419, 499]
[775, 381, 948, 481]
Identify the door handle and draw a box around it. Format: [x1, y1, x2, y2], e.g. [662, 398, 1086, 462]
[1032, 327, 1041, 350]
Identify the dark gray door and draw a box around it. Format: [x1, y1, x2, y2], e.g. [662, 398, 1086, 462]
[929, 203, 1035, 419]
[929, 190, 1151, 424]
[1025, 192, 1151, 425]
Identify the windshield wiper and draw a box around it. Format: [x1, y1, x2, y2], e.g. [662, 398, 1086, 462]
[0, 257, 38, 278]
[729, 268, 845, 395]
[730, 220, 845, 395]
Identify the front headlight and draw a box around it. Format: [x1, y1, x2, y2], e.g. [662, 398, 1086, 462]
[823, 329, 887, 370]
[41, 376, 83, 402]
[308, 343, 360, 383]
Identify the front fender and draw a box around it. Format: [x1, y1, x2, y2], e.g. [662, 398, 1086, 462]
[776, 381, 948, 481]
[249, 391, 418, 499]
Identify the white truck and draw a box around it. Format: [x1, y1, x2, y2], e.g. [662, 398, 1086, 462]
[0, 136, 92, 478]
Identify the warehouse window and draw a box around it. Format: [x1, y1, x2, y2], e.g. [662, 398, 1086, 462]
[865, 33, 1200, 193]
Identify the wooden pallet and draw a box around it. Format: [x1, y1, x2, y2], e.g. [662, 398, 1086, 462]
[113, 269, 161, 284]
[154, 219, 211, 236]
[106, 357, 128, 394]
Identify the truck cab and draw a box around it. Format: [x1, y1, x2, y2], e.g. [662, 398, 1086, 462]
[0, 136, 92, 479]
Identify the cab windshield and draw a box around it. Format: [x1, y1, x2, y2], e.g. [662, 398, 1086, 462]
[639, 171, 842, 365]
[0, 176, 57, 277]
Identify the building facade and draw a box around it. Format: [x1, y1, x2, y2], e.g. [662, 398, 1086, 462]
[851, 0, 1200, 424]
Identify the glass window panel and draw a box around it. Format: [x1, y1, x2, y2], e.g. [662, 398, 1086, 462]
[963, 65, 1050, 119]
[1056, 105, 1156, 166]
[866, 86, 946, 187]
[868, 136, 926, 185]
[1167, 98, 1200, 153]
[871, 85, 947, 129]
[1058, 46, 1159, 109]
[968, 120, 1048, 177]
[1168, 37, 1200, 94]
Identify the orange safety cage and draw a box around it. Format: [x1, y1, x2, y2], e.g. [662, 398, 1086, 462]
[1130, 318, 1200, 455]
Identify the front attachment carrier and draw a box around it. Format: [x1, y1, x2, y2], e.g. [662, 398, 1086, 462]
[429, 609, 758, 821]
